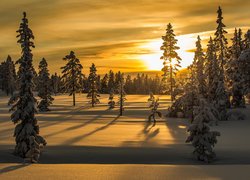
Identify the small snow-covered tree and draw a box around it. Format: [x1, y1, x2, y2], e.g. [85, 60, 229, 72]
[87, 63, 100, 107]
[37, 58, 54, 111]
[9, 12, 46, 162]
[148, 98, 162, 126]
[186, 98, 220, 163]
[160, 23, 182, 101]
[61, 51, 83, 106]
[108, 88, 115, 109]
[118, 74, 126, 116]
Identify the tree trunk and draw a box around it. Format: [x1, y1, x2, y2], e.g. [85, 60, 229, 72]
[92, 89, 94, 107]
[170, 64, 173, 102]
[73, 92, 75, 106]
[119, 84, 123, 116]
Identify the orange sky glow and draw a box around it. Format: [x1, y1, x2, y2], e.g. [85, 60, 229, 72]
[0, 0, 250, 74]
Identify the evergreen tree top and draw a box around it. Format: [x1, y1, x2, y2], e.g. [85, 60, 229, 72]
[90, 63, 97, 73]
[63, 51, 78, 61]
[16, 12, 35, 50]
[214, 6, 228, 44]
[39, 58, 48, 68]
[207, 37, 215, 54]
[6, 55, 12, 62]
[160, 23, 181, 62]
[194, 36, 205, 62]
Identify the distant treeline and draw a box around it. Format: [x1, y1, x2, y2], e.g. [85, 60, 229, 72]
[0, 57, 178, 95]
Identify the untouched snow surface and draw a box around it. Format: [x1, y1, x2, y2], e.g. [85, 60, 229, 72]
[0, 94, 250, 179]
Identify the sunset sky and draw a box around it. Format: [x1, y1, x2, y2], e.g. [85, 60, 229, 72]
[0, 0, 250, 74]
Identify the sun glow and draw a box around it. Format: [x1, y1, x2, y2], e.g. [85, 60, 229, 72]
[139, 34, 197, 71]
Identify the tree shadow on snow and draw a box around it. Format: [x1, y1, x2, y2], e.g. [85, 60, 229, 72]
[0, 164, 30, 174]
[63, 115, 120, 145]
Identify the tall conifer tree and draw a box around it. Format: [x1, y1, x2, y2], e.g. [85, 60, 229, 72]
[61, 51, 83, 106]
[10, 12, 46, 162]
[160, 23, 181, 101]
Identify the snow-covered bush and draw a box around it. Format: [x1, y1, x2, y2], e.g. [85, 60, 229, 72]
[148, 98, 162, 126]
[186, 98, 220, 163]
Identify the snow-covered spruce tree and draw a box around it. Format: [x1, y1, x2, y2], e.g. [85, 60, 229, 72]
[5, 55, 17, 96]
[118, 74, 126, 116]
[108, 88, 115, 109]
[100, 73, 109, 93]
[148, 98, 162, 126]
[205, 37, 228, 120]
[186, 98, 220, 163]
[37, 58, 54, 112]
[194, 36, 206, 97]
[160, 23, 182, 101]
[87, 63, 100, 107]
[61, 51, 83, 106]
[214, 6, 230, 108]
[9, 12, 46, 162]
[226, 29, 245, 108]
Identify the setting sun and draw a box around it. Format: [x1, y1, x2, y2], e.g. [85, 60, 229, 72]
[138, 34, 196, 71]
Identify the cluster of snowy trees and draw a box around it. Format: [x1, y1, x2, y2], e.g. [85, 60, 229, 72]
[168, 6, 250, 118]
[164, 6, 250, 162]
